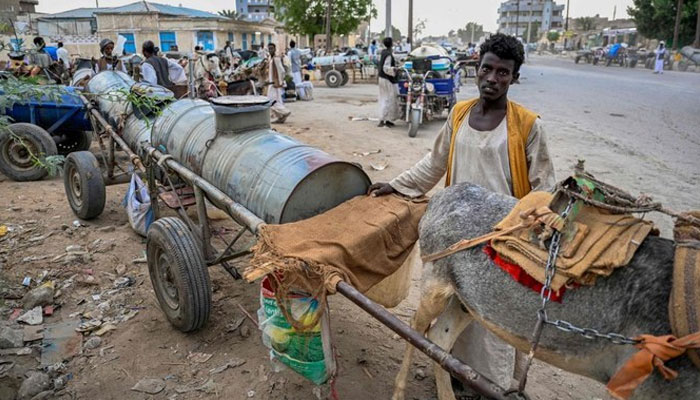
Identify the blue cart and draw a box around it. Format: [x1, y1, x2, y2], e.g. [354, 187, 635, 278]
[0, 84, 93, 181]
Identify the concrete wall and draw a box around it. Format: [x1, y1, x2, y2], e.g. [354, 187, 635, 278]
[37, 19, 94, 36]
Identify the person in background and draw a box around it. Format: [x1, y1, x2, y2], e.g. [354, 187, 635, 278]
[224, 40, 235, 66]
[266, 42, 291, 123]
[56, 42, 70, 70]
[287, 40, 303, 94]
[95, 38, 126, 73]
[369, 40, 378, 63]
[28, 37, 51, 68]
[141, 40, 175, 88]
[377, 37, 399, 128]
[369, 34, 554, 395]
[405, 39, 412, 53]
[654, 41, 666, 74]
[297, 73, 314, 101]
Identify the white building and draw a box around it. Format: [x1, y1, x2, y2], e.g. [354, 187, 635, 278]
[235, 0, 274, 22]
[497, 0, 565, 38]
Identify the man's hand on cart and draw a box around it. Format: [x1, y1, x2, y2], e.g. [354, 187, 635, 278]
[367, 182, 396, 197]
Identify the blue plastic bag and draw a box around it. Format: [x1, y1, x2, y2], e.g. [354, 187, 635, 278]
[122, 174, 154, 236]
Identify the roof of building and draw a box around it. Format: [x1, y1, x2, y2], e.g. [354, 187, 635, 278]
[39, 2, 224, 20]
[38, 7, 102, 19]
[95, 1, 223, 19]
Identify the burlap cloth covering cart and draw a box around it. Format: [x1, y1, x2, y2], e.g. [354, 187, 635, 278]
[245, 194, 427, 328]
[491, 191, 654, 292]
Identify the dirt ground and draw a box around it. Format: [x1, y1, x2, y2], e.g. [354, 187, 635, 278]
[2, 55, 698, 400]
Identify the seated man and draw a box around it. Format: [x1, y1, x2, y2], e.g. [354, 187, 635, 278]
[296, 73, 314, 101]
[27, 37, 52, 69]
[140, 40, 185, 88]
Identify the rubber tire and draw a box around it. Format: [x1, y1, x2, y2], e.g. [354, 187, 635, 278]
[63, 151, 106, 220]
[56, 130, 93, 156]
[575, 56, 581, 64]
[0, 123, 57, 181]
[325, 70, 343, 88]
[340, 70, 349, 86]
[407, 108, 421, 138]
[147, 217, 211, 333]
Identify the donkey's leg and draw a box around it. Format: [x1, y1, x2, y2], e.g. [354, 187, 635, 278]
[428, 297, 473, 400]
[392, 278, 454, 400]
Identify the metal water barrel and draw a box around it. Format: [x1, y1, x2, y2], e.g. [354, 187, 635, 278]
[85, 71, 134, 125]
[152, 96, 370, 224]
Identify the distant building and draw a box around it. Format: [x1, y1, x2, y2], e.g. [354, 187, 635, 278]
[0, 0, 38, 16]
[497, 0, 565, 38]
[34, 1, 283, 58]
[235, 0, 274, 22]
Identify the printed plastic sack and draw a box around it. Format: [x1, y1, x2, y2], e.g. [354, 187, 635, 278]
[122, 173, 154, 237]
[258, 276, 336, 385]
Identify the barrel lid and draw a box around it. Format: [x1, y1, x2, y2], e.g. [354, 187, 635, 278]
[211, 95, 270, 107]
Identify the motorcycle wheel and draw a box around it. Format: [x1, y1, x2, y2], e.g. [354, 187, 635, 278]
[407, 109, 421, 138]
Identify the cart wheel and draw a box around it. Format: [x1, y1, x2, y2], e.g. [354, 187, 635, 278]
[0, 123, 57, 181]
[340, 70, 349, 86]
[56, 130, 93, 155]
[407, 109, 421, 138]
[147, 217, 211, 332]
[63, 151, 105, 219]
[325, 70, 343, 88]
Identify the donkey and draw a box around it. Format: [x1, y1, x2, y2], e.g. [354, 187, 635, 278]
[190, 53, 222, 99]
[393, 183, 699, 400]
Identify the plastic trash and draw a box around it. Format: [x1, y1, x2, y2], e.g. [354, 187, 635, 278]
[123, 174, 154, 237]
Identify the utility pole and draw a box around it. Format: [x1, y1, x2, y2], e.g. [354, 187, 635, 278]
[96, 0, 99, 7]
[408, 0, 413, 47]
[385, 0, 391, 39]
[515, 0, 520, 37]
[695, 0, 700, 47]
[325, 0, 332, 52]
[470, 23, 475, 43]
[672, 0, 684, 50]
[526, 2, 533, 43]
[564, 0, 570, 49]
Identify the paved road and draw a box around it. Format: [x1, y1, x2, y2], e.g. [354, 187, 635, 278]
[458, 56, 700, 235]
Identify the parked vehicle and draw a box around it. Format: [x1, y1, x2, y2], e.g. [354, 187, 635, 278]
[398, 46, 458, 138]
[311, 52, 360, 88]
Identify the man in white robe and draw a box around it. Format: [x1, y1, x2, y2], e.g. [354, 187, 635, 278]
[377, 37, 400, 127]
[266, 43, 291, 123]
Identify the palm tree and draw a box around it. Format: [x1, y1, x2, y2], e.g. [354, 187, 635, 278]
[218, 9, 237, 19]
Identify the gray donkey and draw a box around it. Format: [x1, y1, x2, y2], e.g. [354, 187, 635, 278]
[393, 183, 699, 400]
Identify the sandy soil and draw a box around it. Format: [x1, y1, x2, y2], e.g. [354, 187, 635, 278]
[2, 55, 698, 400]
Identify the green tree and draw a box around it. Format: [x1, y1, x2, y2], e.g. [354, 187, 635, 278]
[217, 9, 237, 18]
[628, 0, 698, 47]
[457, 22, 484, 44]
[272, 0, 376, 38]
[547, 30, 561, 43]
[413, 18, 427, 41]
[521, 25, 539, 43]
[575, 16, 597, 31]
[391, 25, 402, 41]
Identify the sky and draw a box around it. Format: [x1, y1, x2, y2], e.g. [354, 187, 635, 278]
[36, 0, 635, 37]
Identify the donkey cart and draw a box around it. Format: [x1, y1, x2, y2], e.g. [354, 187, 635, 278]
[63, 70, 519, 399]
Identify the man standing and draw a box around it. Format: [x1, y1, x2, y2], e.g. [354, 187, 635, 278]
[654, 41, 666, 74]
[141, 40, 174, 88]
[56, 42, 70, 70]
[95, 38, 126, 73]
[370, 33, 554, 393]
[266, 43, 291, 123]
[377, 37, 399, 128]
[287, 40, 303, 93]
[369, 39, 378, 63]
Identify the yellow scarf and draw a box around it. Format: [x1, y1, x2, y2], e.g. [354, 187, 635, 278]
[445, 98, 538, 199]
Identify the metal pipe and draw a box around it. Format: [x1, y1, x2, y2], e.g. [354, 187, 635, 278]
[145, 146, 265, 234]
[80, 94, 145, 173]
[335, 281, 511, 400]
[194, 185, 212, 260]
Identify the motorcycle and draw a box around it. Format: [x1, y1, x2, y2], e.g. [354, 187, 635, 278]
[397, 55, 457, 138]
